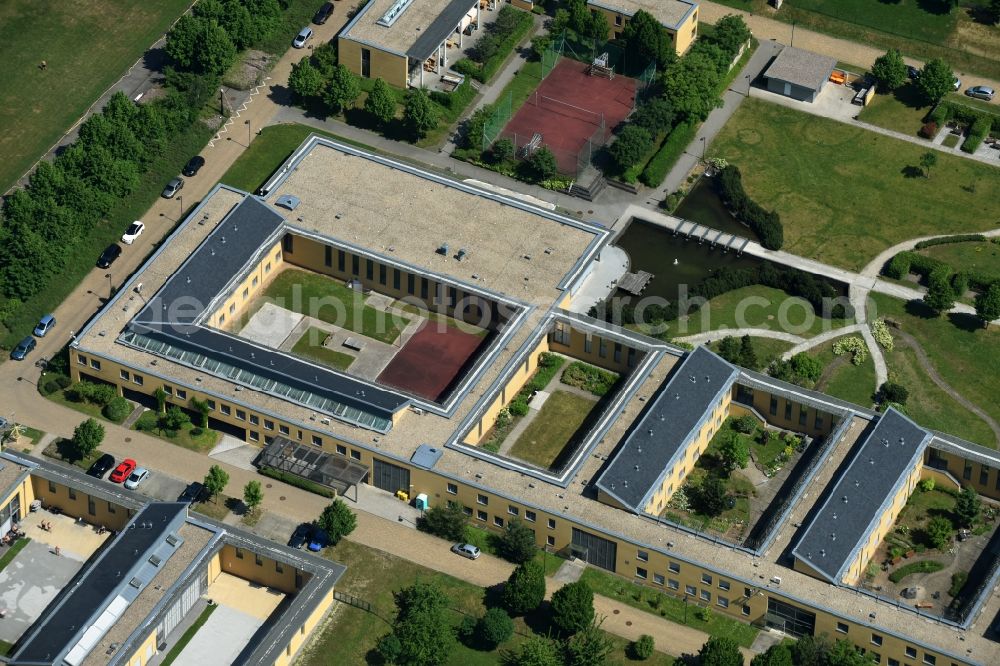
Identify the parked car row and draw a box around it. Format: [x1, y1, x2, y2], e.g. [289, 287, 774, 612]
[87, 454, 149, 489]
[905, 65, 993, 100]
[10, 311, 58, 360]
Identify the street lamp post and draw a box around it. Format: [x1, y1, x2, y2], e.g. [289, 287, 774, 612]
[791, 21, 796, 47]
[105, 273, 113, 300]
[245, 119, 252, 145]
[746, 74, 752, 96]
[220, 88, 226, 115]
[700, 136, 707, 161]
[178, 195, 184, 220]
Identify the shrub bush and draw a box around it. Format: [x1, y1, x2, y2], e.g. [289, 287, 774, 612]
[452, 7, 533, 83]
[639, 121, 696, 187]
[949, 571, 968, 597]
[477, 608, 514, 647]
[560, 361, 618, 396]
[889, 560, 944, 583]
[733, 414, 757, 435]
[715, 165, 783, 250]
[103, 397, 132, 423]
[919, 121, 938, 139]
[55, 375, 73, 390]
[914, 234, 986, 249]
[258, 466, 336, 498]
[134, 411, 159, 432]
[629, 634, 656, 660]
[962, 116, 991, 154]
[508, 398, 530, 417]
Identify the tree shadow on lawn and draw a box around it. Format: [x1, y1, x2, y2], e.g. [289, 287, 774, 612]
[904, 299, 940, 319]
[901, 165, 925, 179]
[915, 0, 957, 16]
[947, 311, 983, 332]
[53, 437, 84, 464]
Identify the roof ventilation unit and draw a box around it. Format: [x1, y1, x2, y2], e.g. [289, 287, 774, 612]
[437, 242, 449, 256]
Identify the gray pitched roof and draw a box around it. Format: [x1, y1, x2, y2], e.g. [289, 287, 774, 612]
[595, 346, 738, 512]
[763, 46, 837, 92]
[792, 408, 931, 583]
[407, 0, 477, 61]
[122, 196, 410, 430]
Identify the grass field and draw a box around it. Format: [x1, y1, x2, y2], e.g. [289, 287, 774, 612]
[507, 391, 597, 469]
[667, 285, 854, 339]
[919, 240, 1000, 282]
[858, 83, 931, 135]
[871, 293, 999, 448]
[706, 337, 794, 371]
[812, 335, 878, 407]
[134, 418, 221, 453]
[300, 540, 675, 666]
[0, 0, 193, 194]
[711, 99, 1000, 271]
[709, 0, 1000, 81]
[291, 326, 355, 371]
[260, 269, 408, 344]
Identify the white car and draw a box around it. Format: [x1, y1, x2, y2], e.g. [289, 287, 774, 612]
[121, 221, 144, 245]
[293, 27, 313, 48]
[451, 543, 481, 559]
[124, 467, 150, 490]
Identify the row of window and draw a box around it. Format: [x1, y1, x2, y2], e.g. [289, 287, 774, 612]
[219, 256, 277, 324]
[46, 480, 117, 516]
[768, 396, 824, 430]
[234, 547, 284, 573]
[77, 355, 102, 371]
[833, 625, 942, 665]
[550, 324, 638, 369]
[961, 460, 999, 490]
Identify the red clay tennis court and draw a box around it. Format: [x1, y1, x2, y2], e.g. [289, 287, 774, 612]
[502, 58, 638, 174]
[377, 322, 487, 402]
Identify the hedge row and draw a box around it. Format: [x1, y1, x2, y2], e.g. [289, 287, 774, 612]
[962, 116, 991, 154]
[258, 466, 336, 498]
[913, 234, 986, 250]
[885, 249, 999, 293]
[928, 100, 1000, 136]
[639, 121, 697, 187]
[452, 7, 534, 83]
[715, 165, 784, 250]
[889, 560, 944, 584]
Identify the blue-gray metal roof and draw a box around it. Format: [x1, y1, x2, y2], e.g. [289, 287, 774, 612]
[13, 504, 189, 664]
[595, 346, 738, 512]
[406, 0, 477, 61]
[122, 196, 410, 428]
[411, 444, 444, 469]
[792, 408, 931, 583]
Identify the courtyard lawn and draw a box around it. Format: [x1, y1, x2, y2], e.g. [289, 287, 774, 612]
[919, 240, 1000, 284]
[711, 99, 1000, 272]
[291, 326, 355, 371]
[666, 285, 854, 339]
[579, 568, 759, 648]
[133, 413, 221, 453]
[221, 124, 380, 193]
[707, 337, 795, 372]
[260, 269, 408, 344]
[857, 83, 931, 136]
[300, 540, 674, 666]
[812, 335, 878, 408]
[0, 0, 192, 194]
[507, 391, 597, 469]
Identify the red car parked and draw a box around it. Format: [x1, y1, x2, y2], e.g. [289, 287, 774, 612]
[109, 459, 137, 484]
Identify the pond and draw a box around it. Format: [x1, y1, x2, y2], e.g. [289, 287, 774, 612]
[613, 218, 763, 303]
[674, 176, 760, 242]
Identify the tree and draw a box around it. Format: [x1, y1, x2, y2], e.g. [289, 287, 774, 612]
[585, 10, 609, 41]
[377, 633, 402, 664]
[161, 405, 191, 432]
[498, 518, 537, 564]
[662, 48, 724, 121]
[955, 486, 981, 528]
[632, 98, 675, 133]
[790, 352, 824, 383]
[827, 640, 869, 666]
[697, 476, 728, 516]
[739, 335, 758, 370]
[750, 644, 793, 666]
[698, 636, 743, 666]
[629, 634, 656, 661]
[154, 387, 168, 413]
[528, 146, 558, 182]
[491, 137, 515, 163]
[791, 634, 833, 666]
[924, 268, 956, 313]
[989, 0, 1000, 24]
[709, 15, 751, 57]
[477, 607, 514, 647]
[416, 502, 467, 541]
[871, 49, 907, 91]
[324, 64, 361, 112]
[166, 16, 236, 76]
[550, 580, 594, 635]
[917, 58, 955, 103]
[622, 10, 674, 70]
[927, 516, 953, 550]
[502, 560, 546, 614]
[72, 418, 105, 459]
[920, 151, 937, 178]
[203, 464, 230, 503]
[243, 480, 263, 514]
[718, 433, 750, 474]
[974, 282, 1000, 326]
[317, 499, 357, 545]
[364, 78, 397, 126]
[190, 398, 211, 428]
[403, 88, 440, 140]
[289, 59, 326, 100]
[503, 636, 561, 666]
[609, 125, 653, 171]
[564, 622, 615, 666]
[876, 382, 909, 406]
[389, 581, 455, 666]
[567, 0, 590, 34]
[717, 336, 741, 364]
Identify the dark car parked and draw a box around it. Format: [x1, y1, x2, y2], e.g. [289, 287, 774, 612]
[313, 1, 334, 24]
[97, 244, 122, 269]
[10, 336, 36, 361]
[88, 453, 116, 478]
[289, 523, 312, 549]
[179, 482, 205, 503]
[182, 155, 206, 177]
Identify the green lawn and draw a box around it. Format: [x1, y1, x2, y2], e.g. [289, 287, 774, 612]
[291, 326, 355, 371]
[711, 99, 1000, 271]
[259, 269, 408, 344]
[221, 124, 380, 193]
[666, 285, 854, 339]
[300, 540, 674, 666]
[42, 439, 105, 471]
[812, 335, 878, 407]
[919, 240, 1000, 283]
[134, 418, 221, 453]
[858, 83, 931, 136]
[160, 604, 218, 666]
[709, 0, 1000, 81]
[0, 538, 30, 574]
[190, 494, 232, 521]
[870, 293, 999, 448]
[707, 337, 794, 372]
[507, 391, 597, 469]
[578, 568, 759, 648]
[0, 0, 193, 194]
